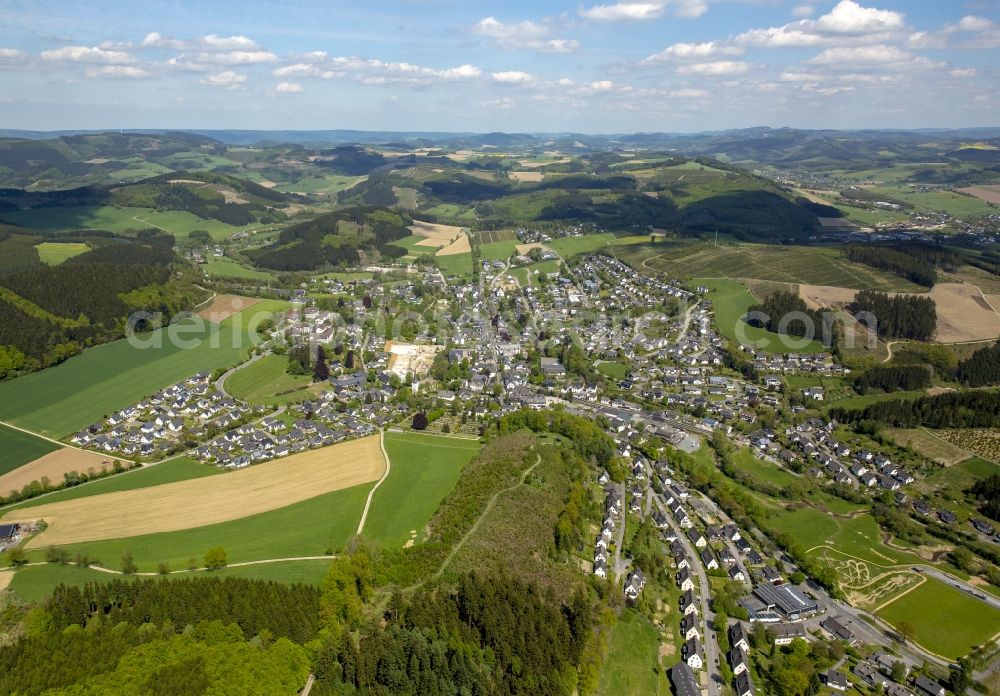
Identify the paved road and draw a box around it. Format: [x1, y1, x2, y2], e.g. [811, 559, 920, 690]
[356, 430, 391, 535]
[215, 349, 269, 397]
[651, 489, 721, 695]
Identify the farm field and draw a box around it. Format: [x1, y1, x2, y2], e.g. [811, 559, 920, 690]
[9, 435, 385, 548]
[479, 239, 520, 260]
[699, 278, 826, 353]
[390, 234, 439, 256]
[877, 576, 1000, 660]
[935, 430, 1000, 466]
[887, 428, 974, 466]
[7, 456, 220, 510]
[958, 184, 1000, 204]
[14, 482, 372, 573]
[274, 174, 365, 194]
[34, 241, 89, 264]
[364, 432, 481, 547]
[625, 243, 924, 292]
[204, 256, 275, 281]
[0, 424, 59, 478]
[546, 233, 620, 258]
[596, 610, 670, 696]
[824, 390, 925, 411]
[224, 353, 317, 406]
[434, 251, 474, 278]
[0, 447, 122, 498]
[478, 229, 517, 244]
[868, 185, 997, 217]
[6, 559, 332, 603]
[0, 302, 285, 438]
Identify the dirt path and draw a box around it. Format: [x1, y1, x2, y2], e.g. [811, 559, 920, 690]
[355, 430, 391, 535]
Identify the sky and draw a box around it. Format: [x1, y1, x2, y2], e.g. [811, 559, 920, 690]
[0, 0, 998, 133]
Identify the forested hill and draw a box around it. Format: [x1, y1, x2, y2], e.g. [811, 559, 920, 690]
[247, 207, 412, 271]
[0, 230, 206, 377]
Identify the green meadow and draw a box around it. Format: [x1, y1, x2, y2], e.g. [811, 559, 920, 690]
[34, 242, 90, 265]
[0, 303, 286, 438]
[0, 424, 60, 477]
[1, 205, 244, 240]
[224, 353, 317, 406]
[699, 278, 826, 353]
[363, 432, 481, 547]
[204, 256, 275, 281]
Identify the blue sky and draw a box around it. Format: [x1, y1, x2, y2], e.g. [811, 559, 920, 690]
[0, 0, 997, 132]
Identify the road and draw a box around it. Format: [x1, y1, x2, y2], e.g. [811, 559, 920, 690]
[912, 565, 1000, 611]
[355, 430, 391, 535]
[215, 349, 269, 397]
[651, 488, 721, 695]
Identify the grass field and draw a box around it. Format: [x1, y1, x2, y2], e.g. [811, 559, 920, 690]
[0, 302, 287, 438]
[0, 424, 59, 478]
[7, 557, 333, 602]
[597, 610, 670, 696]
[1, 205, 244, 240]
[824, 390, 925, 411]
[274, 174, 365, 194]
[546, 233, 620, 258]
[479, 239, 520, 261]
[10, 435, 384, 548]
[6, 456, 220, 511]
[623, 243, 924, 292]
[14, 482, 372, 573]
[700, 278, 826, 353]
[389, 234, 439, 256]
[34, 242, 89, 264]
[364, 432, 481, 547]
[434, 252, 474, 278]
[731, 447, 798, 486]
[204, 256, 274, 281]
[877, 576, 1000, 659]
[510, 260, 560, 286]
[224, 353, 316, 406]
[887, 428, 973, 466]
[595, 361, 629, 380]
[868, 186, 997, 218]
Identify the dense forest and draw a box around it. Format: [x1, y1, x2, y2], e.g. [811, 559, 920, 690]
[830, 389, 1000, 428]
[956, 341, 1000, 387]
[745, 291, 830, 342]
[972, 475, 1000, 522]
[0, 577, 320, 695]
[843, 245, 936, 287]
[853, 365, 932, 393]
[851, 289, 937, 341]
[248, 207, 411, 271]
[0, 233, 205, 375]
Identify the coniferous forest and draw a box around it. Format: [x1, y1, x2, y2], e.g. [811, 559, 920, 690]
[851, 289, 937, 341]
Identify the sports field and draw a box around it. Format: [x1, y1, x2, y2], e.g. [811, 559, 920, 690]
[700, 278, 826, 353]
[10, 435, 385, 548]
[877, 576, 1000, 659]
[364, 432, 481, 547]
[34, 242, 89, 264]
[0, 301, 286, 438]
[0, 424, 59, 478]
[224, 353, 317, 405]
[6, 456, 219, 510]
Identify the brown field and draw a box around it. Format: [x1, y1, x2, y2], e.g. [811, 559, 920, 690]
[196, 294, 261, 322]
[10, 436, 385, 548]
[887, 429, 971, 466]
[517, 158, 570, 168]
[0, 570, 12, 592]
[957, 185, 1000, 204]
[0, 448, 120, 496]
[436, 235, 473, 256]
[799, 283, 1000, 343]
[510, 171, 544, 182]
[409, 221, 467, 252]
[515, 242, 550, 255]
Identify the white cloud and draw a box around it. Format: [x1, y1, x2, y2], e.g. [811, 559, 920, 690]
[41, 45, 134, 64]
[85, 65, 149, 78]
[957, 16, 993, 32]
[190, 50, 278, 65]
[316, 56, 482, 85]
[949, 67, 979, 78]
[677, 60, 749, 76]
[0, 48, 27, 63]
[590, 80, 615, 90]
[580, 2, 666, 21]
[492, 70, 535, 83]
[807, 44, 905, 64]
[473, 16, 579, 52]
[273, 63, 324, 77]
[275, 81, 303, 93]
[737, 1, 905, 47]
[200, 70, 247, 88]
[780, 71, 823, 82]
[669, 88, 708, 97]
[200, 34, 258, 50]
[440, 64, 482, 79]
[141, 32, 186, 49]
[642, 41, 742, 63]
[791, 5, 814, 18]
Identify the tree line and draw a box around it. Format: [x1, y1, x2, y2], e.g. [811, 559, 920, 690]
[853, 364, 932, 393]
[843, 244, 937, 287]
[830, 389, 1000, 429]
[745, 290, 830, 342]
[956, 341, 1000, 387]
[852, 289, 936, 341]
